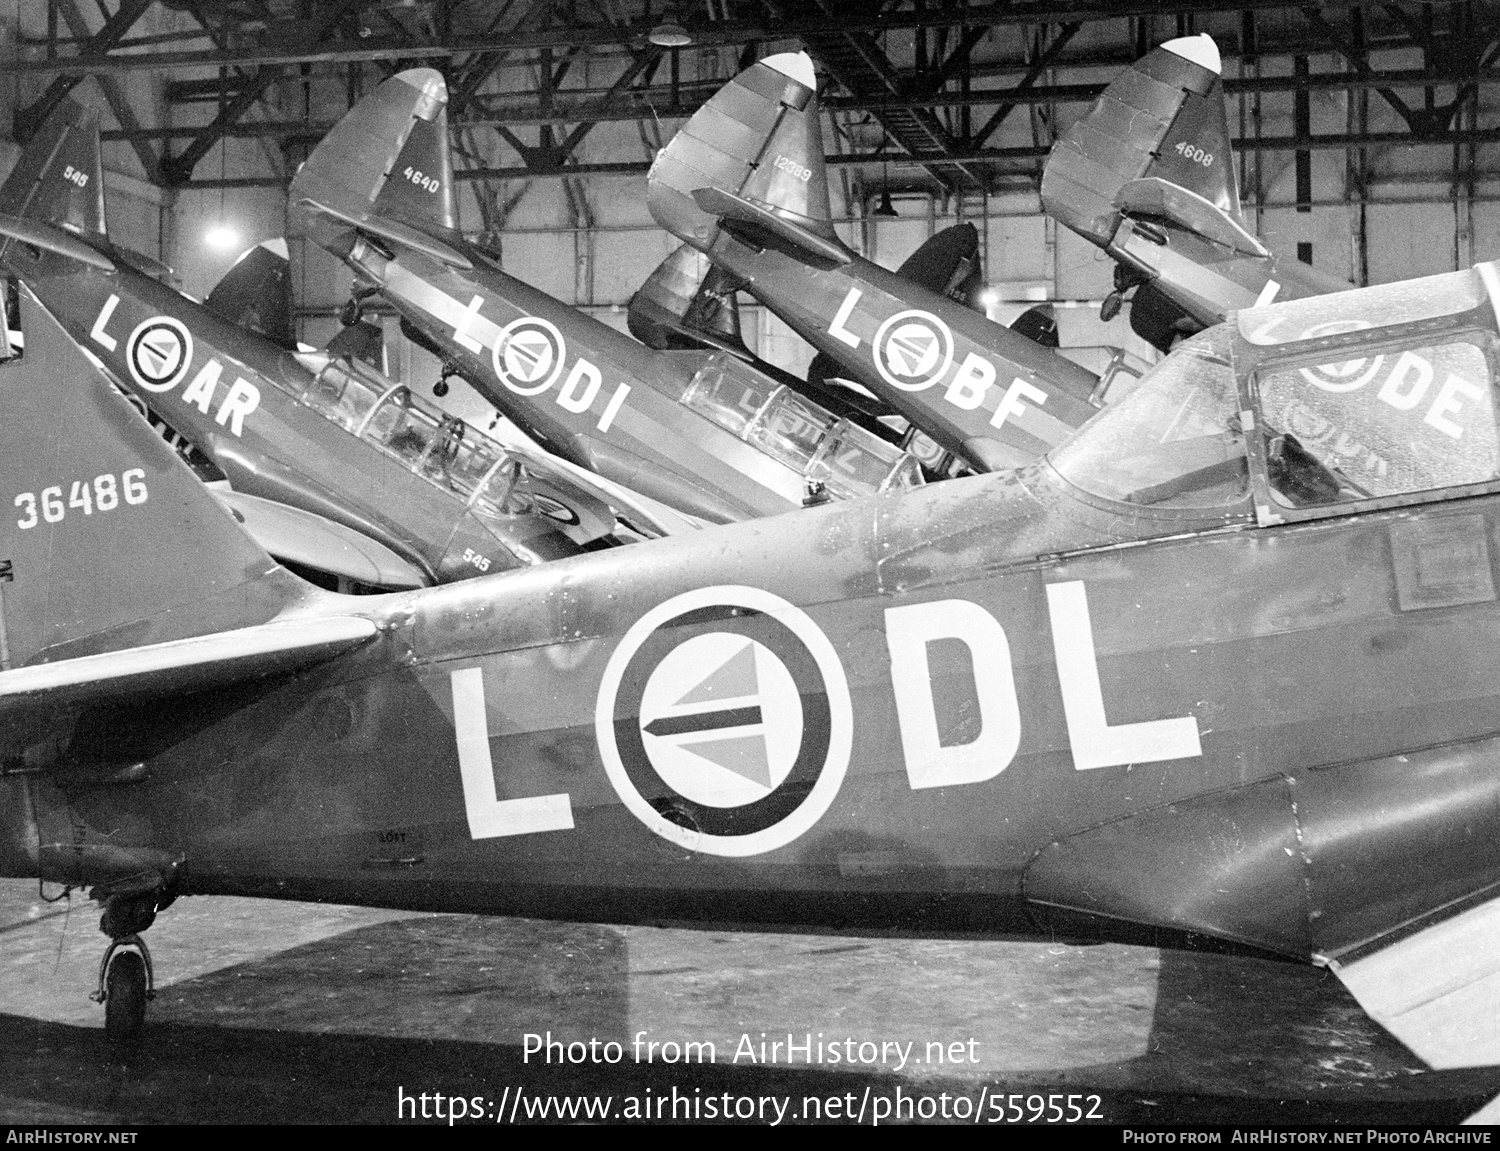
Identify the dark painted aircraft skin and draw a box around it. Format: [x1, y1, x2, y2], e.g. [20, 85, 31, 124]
[647, 53, 1102, 474]
[8, 247, 1500, 1065]
[290, 71, 922, 525]
[0, 101, 608, 588]
[1042, 34, 1348, 333]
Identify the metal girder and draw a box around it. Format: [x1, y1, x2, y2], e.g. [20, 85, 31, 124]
[489, 46, 663, 173]
[14, 0, 154, 142]
[788, 0, 979, 188]
[158, 0, 365, 187]
[48, 0, 160, 181]
[970, 20, 1078, 148]
[109, 63, 1500, 147]
[14, 0, 1330, 76]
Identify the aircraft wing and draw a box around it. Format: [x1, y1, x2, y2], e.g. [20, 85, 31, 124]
[213, 488, 429, 590]
[0, 614, 378, 712]
[294, 196, 472, 271]
[0, 212, 114, 271]
[690, 187, 851, 268]
[1329, 894, 1500, 1074]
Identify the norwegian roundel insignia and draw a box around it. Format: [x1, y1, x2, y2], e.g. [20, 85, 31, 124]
[872, 309, 953, 392]
[1296, 319, 1384, 393]
[125, 315, 193, 393]
[492, 316, 565, 396]
[594, 586, 853, 857]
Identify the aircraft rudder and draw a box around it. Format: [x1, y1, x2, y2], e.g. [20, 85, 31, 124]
[649, 51, 830, 244]
[0, 100, 107, 241]
[293, 68, 457, 233]
[1042, 34, 1234, 243]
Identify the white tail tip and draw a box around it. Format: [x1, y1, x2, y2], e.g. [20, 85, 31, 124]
[1161, 34, 1221, 75]
[759, 51, 817, 92]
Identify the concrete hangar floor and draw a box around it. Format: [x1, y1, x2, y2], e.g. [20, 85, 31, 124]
[0, 878, 1496, 1125]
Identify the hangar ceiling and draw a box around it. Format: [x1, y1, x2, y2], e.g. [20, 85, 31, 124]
[10, 0, 1499, 210]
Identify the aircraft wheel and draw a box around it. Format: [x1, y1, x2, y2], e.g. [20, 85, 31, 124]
[104, 951, 148, 1046]
[339, 298, 363, 328]
[433, 378, 450, 398]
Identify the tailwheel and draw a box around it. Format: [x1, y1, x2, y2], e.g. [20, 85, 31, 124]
[93, 935, 155, 1048]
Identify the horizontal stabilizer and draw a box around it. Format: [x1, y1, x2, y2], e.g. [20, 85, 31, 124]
[691, 187, 850, 267]
[1115, 177, 1267, 257]
[0, 615, 377, 710]
[214, 488, 428, 590]
[295, 196, 472, 270]
[0, 213, 113, 271]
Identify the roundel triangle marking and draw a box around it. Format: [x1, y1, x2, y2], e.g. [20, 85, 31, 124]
[680, 733, 773, 788]
[887, 325, 937, 377]
[139, 329, 181, 376]
[507, 331, 553, 381]
[676, 638, 757, 705]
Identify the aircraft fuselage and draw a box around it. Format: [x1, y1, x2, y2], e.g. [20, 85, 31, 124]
[13, 461, 1497, 962]
[700, 230, 1102, 473]
[338, 236, 815, 524]
[8, 248, 569, 582]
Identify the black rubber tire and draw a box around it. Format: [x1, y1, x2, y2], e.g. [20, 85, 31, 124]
[104, 951, 147, 1046]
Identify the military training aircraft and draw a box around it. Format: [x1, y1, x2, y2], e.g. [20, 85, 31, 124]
[0, 100, 666, 590]
[1041, 34, 1349, 345]
[647, 52, 1113, 474]
[627, 232, 996, 479]
[288, 70, 924, 524]
[8, 222, 1500, 1093]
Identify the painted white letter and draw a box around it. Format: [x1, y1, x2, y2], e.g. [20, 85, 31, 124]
[1376, 351, 1433, 411]
[828, 287, 862, 348]
[944, 353, 996, 410]
[556, 358, 602, 414]
[884, 599, 1020, 790]
[989, 378, 1048, 431]
[91, 294, 120, 351]
[1045, 580, 1201, 770]
[452, 295, 486, 353]
[450, 667, 574, 838]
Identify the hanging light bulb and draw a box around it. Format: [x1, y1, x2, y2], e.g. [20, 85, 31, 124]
[873, 190, 899, 218]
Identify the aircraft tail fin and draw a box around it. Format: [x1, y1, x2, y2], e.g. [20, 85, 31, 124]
[291, 68, 458, 240]
[0, 287, 324, 674]
[1042, 34, 1241, 248]
[0, 99, 107, 244]
[896, 223, 985, 311]
[206, 238, 297, 349]
[649, 52, 837, 256]
[627, 242, 749, 355]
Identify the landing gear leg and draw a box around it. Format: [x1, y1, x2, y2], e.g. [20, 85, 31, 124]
[92, 892, 161, 1049]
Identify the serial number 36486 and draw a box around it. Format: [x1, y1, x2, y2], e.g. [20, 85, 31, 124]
[14, 469, 149, 529]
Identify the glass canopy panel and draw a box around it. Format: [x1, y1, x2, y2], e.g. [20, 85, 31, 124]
[1050, 325, 1248, 510]
[305, 360, 388, 433]
[1238, 268, 1485, 347]
[682, 354, 779, 436]
[808, 420, 921, 497]
[749, 388, 833, 471]
[1257, 337, 1499, 507]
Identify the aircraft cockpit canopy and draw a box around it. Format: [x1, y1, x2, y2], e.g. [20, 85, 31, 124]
[682, 351, 925, 498]
[1049, 261, 1500, 528]
[299, 356, 610, 539]
[1049, 325, 1247, 511]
